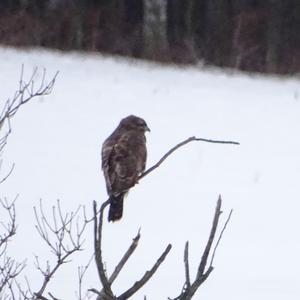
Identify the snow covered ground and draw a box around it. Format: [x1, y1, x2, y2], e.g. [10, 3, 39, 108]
[1, 46, 300, 299]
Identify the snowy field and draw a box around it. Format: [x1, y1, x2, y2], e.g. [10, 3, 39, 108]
[1, 46, 300, 299]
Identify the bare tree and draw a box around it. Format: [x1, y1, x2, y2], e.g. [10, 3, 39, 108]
[89, 137, 237, 300]
[0, 67, 58, 299]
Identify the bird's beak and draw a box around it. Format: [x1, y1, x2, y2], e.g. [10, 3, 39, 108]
[145, 125, 151, 132]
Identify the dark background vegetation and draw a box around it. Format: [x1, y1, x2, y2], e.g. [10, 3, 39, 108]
[0, 0, 299, 74]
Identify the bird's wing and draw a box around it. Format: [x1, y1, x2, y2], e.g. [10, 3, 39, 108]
[102, 131, 147, 195]
[102, 138, 114, 194]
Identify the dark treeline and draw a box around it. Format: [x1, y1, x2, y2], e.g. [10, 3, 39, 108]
[0, 0, 300, 74]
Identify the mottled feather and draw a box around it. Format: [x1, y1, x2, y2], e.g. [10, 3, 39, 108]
[101, 115, 149, 221]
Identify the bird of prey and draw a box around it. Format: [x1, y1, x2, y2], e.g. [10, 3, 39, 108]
[101, 115, 150, 222]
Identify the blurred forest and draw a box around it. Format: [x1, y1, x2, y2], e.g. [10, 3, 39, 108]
[0, 0, 300, 74]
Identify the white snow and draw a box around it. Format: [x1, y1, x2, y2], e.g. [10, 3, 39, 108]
[1, 46, 300, 299]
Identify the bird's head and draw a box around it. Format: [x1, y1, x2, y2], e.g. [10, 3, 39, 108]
[120, 115, 150, 133]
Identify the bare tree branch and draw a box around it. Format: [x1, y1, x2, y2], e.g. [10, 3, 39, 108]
[93, 200, 172, 300]
[117, 244, 172, 300]
[0, 163, 15, 184]
[196, 196, 222, 279]
[32, 201, 87, 300]
[34, 294, 50, 300]
[0, 257, 25, 295]
[0, 66, 58, 153]
[0, 67, 58, 299]
[139, 136, 239, 179]
[0, 199, 27, 299]
[209, 208, 233, 268]
[48, 292, 60, 300]
[184, 242, 191, 289]
[89, 288, 101, 297]
[170, 196, 232, 300]
[77, 255, 94, 300]
[108, 229, 141, 285]
[0, 198, 17, 251]
[93, 200, 114, 299]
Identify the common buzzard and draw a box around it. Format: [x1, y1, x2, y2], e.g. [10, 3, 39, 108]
[102, 115, 150, 222]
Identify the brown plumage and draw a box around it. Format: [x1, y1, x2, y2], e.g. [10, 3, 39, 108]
[102, 115, 150, 222]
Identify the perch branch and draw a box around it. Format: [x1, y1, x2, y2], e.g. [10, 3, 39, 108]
[139, 136, 239, 179]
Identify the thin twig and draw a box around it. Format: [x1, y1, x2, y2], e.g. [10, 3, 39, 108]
[210, 209, 233, 267]
[32, 201, 86, 299]
[77, 255, 94, 300]
[0, 67, 58, 153]
[139, 136, 239, 179]
[0, 163, 15, 184]
[0, 198, 17, 250]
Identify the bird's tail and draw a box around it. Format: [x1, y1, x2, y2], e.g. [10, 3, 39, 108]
[108, 194, 124, 222]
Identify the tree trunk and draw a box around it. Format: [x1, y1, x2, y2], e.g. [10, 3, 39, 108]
[143, 0, 167, 57]
[266, 0, 283, 73]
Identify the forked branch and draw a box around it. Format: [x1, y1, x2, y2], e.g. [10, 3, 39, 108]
[32, 200, 87, 300]
[92, 201, 172, 300]
[77, 255, 94, 300]
[0, 198, 26, 297]
[0, 198, 17, 252]
[0, 66, 58, 152]
[171, 196, 233, 300]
